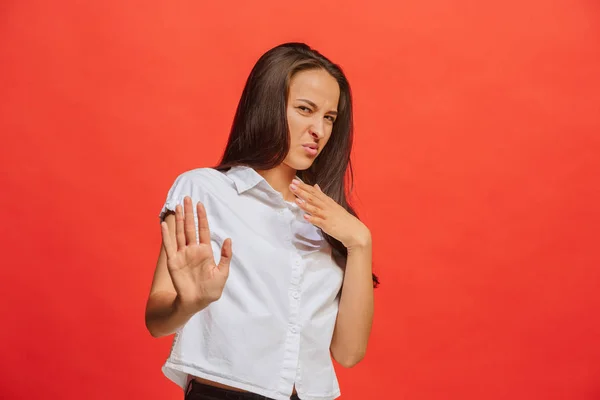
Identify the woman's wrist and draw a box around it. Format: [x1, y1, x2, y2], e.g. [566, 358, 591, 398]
[345, 228, 372, 252]
[174, 293, 212, 318]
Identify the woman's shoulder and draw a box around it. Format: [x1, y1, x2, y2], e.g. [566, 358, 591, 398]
[159, 167, 234, 219]
[173, 167, 227, 182]
[166, 167, 233, 196]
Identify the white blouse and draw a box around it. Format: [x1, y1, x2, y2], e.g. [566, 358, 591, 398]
[158, 165, 345, 400]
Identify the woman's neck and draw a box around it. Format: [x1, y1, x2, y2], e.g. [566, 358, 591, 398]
[256, 164, 298, 202]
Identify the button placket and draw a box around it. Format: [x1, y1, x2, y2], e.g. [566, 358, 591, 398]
[277, 204, 304, 390]
[288, 255, 302, 334]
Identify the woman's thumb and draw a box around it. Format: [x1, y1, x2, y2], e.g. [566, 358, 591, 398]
[218, 238, 233, 275]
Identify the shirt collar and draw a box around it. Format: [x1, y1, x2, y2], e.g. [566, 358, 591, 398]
[226, 165, 303, 195]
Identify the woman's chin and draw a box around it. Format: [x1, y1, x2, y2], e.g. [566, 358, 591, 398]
[288, 159, 314, 171]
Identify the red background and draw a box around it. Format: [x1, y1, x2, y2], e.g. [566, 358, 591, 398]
[1, 1, 599, 399]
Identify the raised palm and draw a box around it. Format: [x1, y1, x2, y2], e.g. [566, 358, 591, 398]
[160, 196, 232, 313]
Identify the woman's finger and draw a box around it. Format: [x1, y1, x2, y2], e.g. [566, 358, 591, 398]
[311, 183, 329, 202]
[160, 221, 176, 260]
[217, 238, 233, 277]
[197, 201, 211, 245]
[175, 204, 186, 250]
[291, 183, 325, 208]
[303, 213, 323, 228]
[183, 197, 198, 246]
[295, 197, 321, 217]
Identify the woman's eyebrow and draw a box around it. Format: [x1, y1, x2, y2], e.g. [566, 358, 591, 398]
[297, 98, 318, 108]
[297, 98, 338, 115]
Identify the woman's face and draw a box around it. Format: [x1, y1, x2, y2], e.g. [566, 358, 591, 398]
[283, 68, 340, 171]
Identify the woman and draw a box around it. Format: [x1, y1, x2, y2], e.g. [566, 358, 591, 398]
[145, 42, 377, 400]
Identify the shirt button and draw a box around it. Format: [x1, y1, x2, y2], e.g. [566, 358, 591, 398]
[291, 327, 297, 333]
[292, 292, 299, 299]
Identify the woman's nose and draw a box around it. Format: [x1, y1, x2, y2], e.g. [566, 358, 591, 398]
[309, 120, 325, 139]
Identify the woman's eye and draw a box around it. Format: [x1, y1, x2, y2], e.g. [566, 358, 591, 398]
[325, 116, 336, 123]
[298, 106, 311, 112]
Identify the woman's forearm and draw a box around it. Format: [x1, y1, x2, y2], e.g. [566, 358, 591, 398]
[330, 234, 374, 367]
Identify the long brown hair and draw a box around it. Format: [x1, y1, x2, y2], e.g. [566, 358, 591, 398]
[215, 42, 379, 287]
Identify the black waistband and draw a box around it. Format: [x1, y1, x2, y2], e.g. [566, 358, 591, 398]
[185, 379, 301, 400]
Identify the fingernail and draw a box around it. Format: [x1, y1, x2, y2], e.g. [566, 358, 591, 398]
[290, 184, 297, 191]
[292, 179, 300, 185]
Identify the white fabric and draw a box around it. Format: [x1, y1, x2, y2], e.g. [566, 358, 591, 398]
[158, 165, 344, 400]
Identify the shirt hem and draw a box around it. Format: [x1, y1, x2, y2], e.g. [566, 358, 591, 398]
[162, 360, 340, 400]
[163, 360, 286, 400]
[297, 391, 341, 400]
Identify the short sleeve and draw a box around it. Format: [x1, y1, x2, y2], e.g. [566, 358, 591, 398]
[158, 171, 208, 223]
